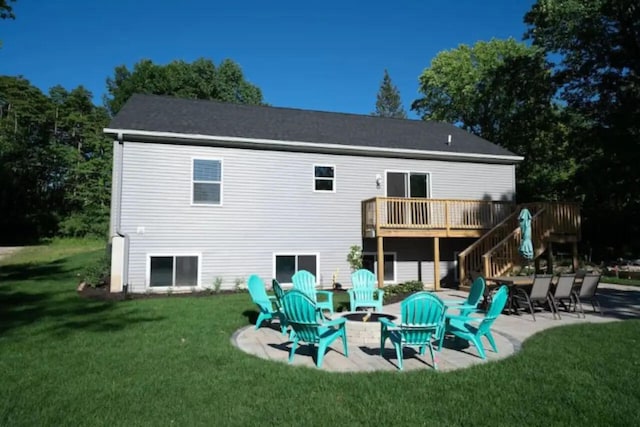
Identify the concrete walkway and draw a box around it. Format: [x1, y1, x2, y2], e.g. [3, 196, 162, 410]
[232, 283, 640, 372]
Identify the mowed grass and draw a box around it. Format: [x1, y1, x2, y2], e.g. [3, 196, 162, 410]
[1, 243, 640, 426]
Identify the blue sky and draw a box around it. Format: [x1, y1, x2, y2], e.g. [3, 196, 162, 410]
[1, 0, 535, 118]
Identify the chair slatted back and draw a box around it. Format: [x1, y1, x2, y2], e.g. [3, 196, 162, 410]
[282, 290, 321, 343]
[248, 275, 271, 312]
[272, 279, 285, 309]
[478, 285, 508, 335]
[529, 275, 553, 300]
[351, 269, 377, 301]
[579, 274, 601, 298]
[467, 276, 486, 306]
[292, 270, 318, 303]
[399, 292, 445, 346]
[554, 274, 576, 299]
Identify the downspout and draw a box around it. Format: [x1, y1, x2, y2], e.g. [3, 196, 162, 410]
[115, 132, 130, 294]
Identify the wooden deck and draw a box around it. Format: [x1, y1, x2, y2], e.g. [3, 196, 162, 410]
[361, 197, 515, 238]
[360, 198, 581, 290]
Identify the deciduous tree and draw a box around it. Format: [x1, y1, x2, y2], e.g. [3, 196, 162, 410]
[411, 38, 575, 201]
[105, 58, 264, 115]
[525, 0, 640, 256]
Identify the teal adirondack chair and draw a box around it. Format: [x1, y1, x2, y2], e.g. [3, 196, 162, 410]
[442, 276, 486, 317]
[281, 290, 349, 368]
[380, 292, 446, 370]
[271, 279, 290, 336]
[439, 285, 508, 359]
[247, 275, 285, 333]
[348, 269, 384, 312]
[292, 270, 334, 314]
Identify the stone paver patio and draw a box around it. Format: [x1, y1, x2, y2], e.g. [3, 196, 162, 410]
[232, 283, 640, 372]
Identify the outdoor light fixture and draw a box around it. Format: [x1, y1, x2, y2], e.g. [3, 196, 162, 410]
[375, 174, 383, 189]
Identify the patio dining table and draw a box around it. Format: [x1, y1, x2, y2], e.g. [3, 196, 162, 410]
[485, 276, 536, 314]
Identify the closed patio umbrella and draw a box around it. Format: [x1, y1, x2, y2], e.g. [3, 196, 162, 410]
[518, 208, 534, 260]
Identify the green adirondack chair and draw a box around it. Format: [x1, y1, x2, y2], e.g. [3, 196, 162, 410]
[380, 291, 446, 370]
[291, 270, 334, 314]
[281, 290, 349, 368]
[348, 269, 384, 312]
[247, 275, 285, 333]
[439, 285, 508, 359]
[442, 276, 486, 317]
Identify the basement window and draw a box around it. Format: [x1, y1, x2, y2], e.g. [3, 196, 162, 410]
[149, 255, 199, 287]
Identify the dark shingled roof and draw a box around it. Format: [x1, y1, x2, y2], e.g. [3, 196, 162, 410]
[107, 94, 519, 159]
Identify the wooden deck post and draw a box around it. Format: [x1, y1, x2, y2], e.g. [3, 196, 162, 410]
[546, 242, 554, 274]
[433, 237, 440, 291]
[376, 235, 384, 288]
[572, 241, 579, 272]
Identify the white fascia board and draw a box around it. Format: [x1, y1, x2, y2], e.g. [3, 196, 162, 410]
[103, 128, 524, 163]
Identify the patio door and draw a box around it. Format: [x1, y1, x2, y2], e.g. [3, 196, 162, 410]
[386, 171, 430, 225]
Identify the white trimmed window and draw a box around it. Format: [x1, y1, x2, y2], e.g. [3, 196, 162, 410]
[149, 255, 199, 287]
[274, 254, 318, 284]
[193, 159, 222, 205]
[362, 252, 396, 283]
[313, 165, 335, 192]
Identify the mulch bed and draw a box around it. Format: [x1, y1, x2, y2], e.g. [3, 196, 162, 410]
[77, 283, 242, 302]
[77, 283, 416, 305]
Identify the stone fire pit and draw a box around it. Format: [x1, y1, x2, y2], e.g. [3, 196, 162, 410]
[341, 312, 397, 346]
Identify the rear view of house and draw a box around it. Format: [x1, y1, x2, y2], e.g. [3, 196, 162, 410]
[105, 94, 576, 294]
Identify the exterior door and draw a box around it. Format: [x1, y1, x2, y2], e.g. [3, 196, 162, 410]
[386, 171, 430, 225]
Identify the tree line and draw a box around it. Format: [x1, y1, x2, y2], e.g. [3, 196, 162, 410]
[1, 0, 639, 259]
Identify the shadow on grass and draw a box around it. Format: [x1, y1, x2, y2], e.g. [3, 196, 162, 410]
[0, 260, 73, 282]
[242, 310, 259, 326]
[0, 257, 165, 336]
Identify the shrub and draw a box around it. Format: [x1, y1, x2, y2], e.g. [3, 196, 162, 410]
[382, 280, 424, 303]
[81, 251, 110, 288]
[213, 277, 223, 293]
[346, 245, 363, 272]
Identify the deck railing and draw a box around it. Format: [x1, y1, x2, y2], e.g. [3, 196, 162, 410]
[457, 210, 520, 285]
[362, 197, 514, 235]
[479, 202, 581, 280]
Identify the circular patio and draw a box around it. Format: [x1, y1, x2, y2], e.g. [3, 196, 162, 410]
[231, 309, 520, 372]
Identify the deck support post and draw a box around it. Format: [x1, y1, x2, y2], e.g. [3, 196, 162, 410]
[433, 237, 440, 291]
[572, 241, 579, 272]
[546, 242, 554, 274]
[376, 235, 384, 288]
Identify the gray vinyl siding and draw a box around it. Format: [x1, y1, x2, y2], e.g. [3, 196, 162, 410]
[118, 141, 515, 292]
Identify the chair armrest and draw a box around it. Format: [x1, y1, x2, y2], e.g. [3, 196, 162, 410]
[442, 299, 468, 305]
[379, 317, 397, 329]
[445, 314, 482, 323]
[322, 317, 345, 328]
[316, 290, 333, 298]
[375, 289, 384, 299]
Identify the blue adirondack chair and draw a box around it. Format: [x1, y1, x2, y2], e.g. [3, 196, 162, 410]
[281, 290, 349, 368]
[380, 291, 446, 370]
[348, 269, 384, 312]
[442, 276, 486, 317]
[247, 275, 285, 333]
[439, 285, 508, 359]
[291, 270, 334, 314]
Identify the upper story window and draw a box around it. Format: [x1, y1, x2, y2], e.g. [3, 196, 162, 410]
[193, 159, 222, 205]
[314, 165, 335, 192]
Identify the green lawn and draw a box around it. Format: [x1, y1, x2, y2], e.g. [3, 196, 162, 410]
[1, 243, 640, 426]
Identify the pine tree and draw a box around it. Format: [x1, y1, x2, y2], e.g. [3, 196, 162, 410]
[372, 69, 406, 119]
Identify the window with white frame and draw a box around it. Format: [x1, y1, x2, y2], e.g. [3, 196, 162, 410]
[274, 254, 318, 284]
[193, 159, 222, 205]
[362, 253, 396, 282]
[313, 165, 335, 192]
[149, 255, 199, 287]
